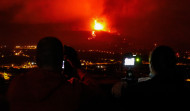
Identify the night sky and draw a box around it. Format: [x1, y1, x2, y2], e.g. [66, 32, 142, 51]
[0, 0, 189, 51]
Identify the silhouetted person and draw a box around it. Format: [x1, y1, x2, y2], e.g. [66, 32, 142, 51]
[7, 37, 84, 111]
[63, 45, 97, 87]
[0, 77, 9, 111]
[117, 46, 186, 110]
[63, 45, 107, 111]
[63, 45, 82, 80]
[125, 69, 137, 85]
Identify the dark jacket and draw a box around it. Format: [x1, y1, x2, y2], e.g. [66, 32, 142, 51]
[120, 72, 188, 110]
[7, 69, 83, 111]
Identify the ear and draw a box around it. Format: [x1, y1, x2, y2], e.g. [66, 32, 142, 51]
[149, 62, 157, 76]
[149, 62, 152, 71]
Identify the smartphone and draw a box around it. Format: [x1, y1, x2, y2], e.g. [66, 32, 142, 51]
[124, 58, 135, 66]
[62, 60, 65, 69]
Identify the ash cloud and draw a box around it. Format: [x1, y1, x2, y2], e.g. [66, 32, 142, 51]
[0, 0, 104, 24]
[102, 0, 190, 49]
[0, 0, 189, 50]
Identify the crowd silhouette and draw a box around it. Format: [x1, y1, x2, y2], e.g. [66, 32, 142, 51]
[0, 37, 188, 111]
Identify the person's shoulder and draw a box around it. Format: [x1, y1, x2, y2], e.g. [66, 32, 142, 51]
[7, 71, 29, 101]
[138, 78, 152, 86]
[59, 77, 83, 92]
[123, 79, 154, 98]
[7, 69, 39, 93]
[129, 78, 152, 89]
[9, 72, 27, 87]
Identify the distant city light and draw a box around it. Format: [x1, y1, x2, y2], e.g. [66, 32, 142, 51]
[176, 52, 180, 58]
[185, 79, 190, 82]
[3, 72, 10, 80]
[15, 45, 37, 49]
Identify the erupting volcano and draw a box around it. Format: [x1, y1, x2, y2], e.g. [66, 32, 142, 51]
[94, 20, 104, 31]
[0, 0, 189, 50]
[88, 18, 110, 40]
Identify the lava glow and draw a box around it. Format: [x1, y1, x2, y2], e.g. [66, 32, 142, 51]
[92, 31, 96, 37]
[94, 20, 104, 31]
[88, 19, 107, 40]
[88, 18, 112, 40]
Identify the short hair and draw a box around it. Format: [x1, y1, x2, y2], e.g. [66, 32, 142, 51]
[150, 46, 176, 74]
[36, 37, 63, 70]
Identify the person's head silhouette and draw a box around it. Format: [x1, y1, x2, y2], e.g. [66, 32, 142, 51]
[36, 37, 63, 71]
[64, 45, 81, 68]
[149, 46, 176, 77]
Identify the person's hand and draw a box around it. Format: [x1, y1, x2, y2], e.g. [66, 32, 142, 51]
[65, 56, 81, 69]
[65, 58, 75, 68]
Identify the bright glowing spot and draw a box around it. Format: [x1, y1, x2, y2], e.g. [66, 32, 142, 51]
[92, 31, 96, 37]
[4, 73, 10, 80]
[136, 58, 140, 62]
[94, 20, 104, 30]
[62, 61, 65, 69]
[124, 58, 135, 65]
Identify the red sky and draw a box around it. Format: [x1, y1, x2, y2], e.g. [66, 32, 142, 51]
[0, 0, 189, 51]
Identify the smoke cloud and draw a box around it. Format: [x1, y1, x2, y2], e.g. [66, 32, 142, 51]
[0, 0, 189, 50]
[0, 0, 104, 23]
